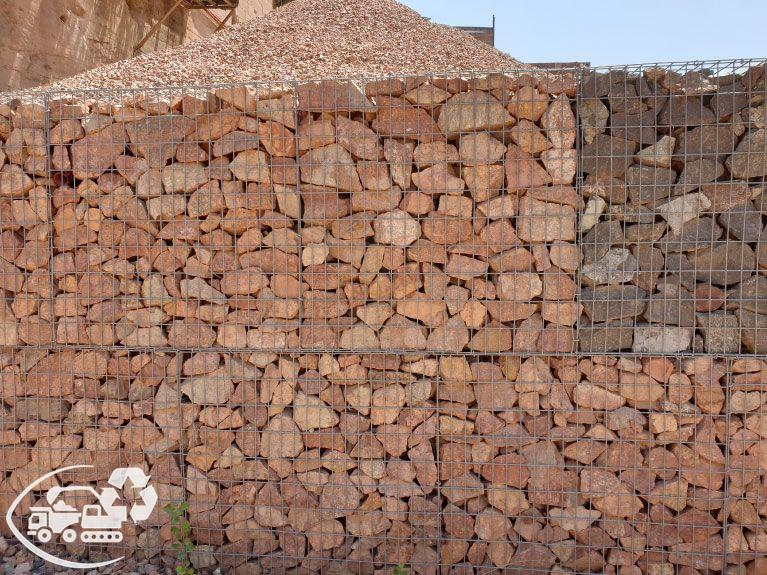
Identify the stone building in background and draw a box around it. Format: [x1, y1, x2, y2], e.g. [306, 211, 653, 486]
[0, 0, 272, 91]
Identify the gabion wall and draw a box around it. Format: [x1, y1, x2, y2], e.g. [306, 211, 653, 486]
[580, 61, 767, 356]
[0, 60, 766, 574]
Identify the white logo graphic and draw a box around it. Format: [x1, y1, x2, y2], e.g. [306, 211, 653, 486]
[5, 465, 158, 569]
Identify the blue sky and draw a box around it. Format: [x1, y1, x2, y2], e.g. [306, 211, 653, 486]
[402, 0, 766, 66]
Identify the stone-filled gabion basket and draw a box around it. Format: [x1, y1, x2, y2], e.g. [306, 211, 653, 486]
[579, 61, 767, 356]
[1, 60, 766, 575]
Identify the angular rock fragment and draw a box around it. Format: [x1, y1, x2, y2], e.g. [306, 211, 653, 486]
[438, 91, 515, 137]
[581, 249, 638, 286]
[632, 326, 693, 353]
[581, 285, 647, 323]
[575, 66, 767, 357]
[727, 128, 767, 178]
[696, 311, 740, 353]
[656, 193, 711, 236]
[634, 135, 675, 168]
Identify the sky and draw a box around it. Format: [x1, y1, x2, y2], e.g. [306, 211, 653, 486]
[401, 0, 767, 66]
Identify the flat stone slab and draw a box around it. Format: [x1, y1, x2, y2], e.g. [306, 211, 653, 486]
[578, 320, 635, 352]
[690, 242, 756, 286]
[656, 193, 711, 236]
[631, 325, 693, 353]
[581, 285, 647, 323]
[644, 293, 696, 327]
[736, 308, 767, 354]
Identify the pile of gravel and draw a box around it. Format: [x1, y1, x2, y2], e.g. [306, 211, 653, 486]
[3, 0, 533, 99]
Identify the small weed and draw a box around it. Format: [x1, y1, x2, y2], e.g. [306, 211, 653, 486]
[393, 565, 409, 575]
[164, 501, 196, 575]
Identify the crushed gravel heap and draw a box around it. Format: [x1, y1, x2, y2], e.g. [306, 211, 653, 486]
[4, 0, 533, 99]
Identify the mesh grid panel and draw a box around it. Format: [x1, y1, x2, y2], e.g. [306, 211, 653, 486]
[0, 101, 54, 348]
[579, 60, 767, 355]
[39, 74, 580, 356]
[0, 62, 766, 574]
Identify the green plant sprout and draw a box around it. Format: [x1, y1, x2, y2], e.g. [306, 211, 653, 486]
[164, 501, 196, 575]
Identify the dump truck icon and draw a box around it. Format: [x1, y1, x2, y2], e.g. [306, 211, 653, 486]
[25, 468, 157, 545]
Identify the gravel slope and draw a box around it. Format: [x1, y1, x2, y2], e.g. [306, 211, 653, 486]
[3, 0, 533, 99]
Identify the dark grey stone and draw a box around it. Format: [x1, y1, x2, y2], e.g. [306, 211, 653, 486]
[582, 220, 623, 265]
[608, 83, 642, 114]
[581, 73, 612, 99]
[674, 124, 738, 160]
[658, 95, 716, 127]
[736, 308, 767, 353]
[690, 242, 756, 286]
[644, 293, 696, 327]
[624, 222, 667, 244]
[581, 285, 647, 323]
[708, 82, 751, 121]
[674, 159, 724, 195]
[726, 129, 767, 179]
[607, 203, 656, 224]
[625, 164, 677, 204]
[611, 109, 659, 145]
[632, 244, 665, 293]
[726, 274, 767, 315]
[578, 320, 635, 353]
[582, 134, 638, 179]
[662, 253, 697, 290]
[659, 216, 722, 253]
[718, 201, 763, 242]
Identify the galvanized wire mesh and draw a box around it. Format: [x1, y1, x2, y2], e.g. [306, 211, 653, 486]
[0, 61, 766, 574]
[36, 72, 580, 357]
[579, 59, 767, 355]
[0, 100, 54, 348]
[4, 350, 766, 572]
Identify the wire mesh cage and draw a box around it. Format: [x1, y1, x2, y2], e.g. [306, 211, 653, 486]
[5, 350, 767, 573]
[0, 100, 54, 348]
[0, 61, 766, 574]
[0, 347, 186, 568]
[45, 82, 301, 352]
[37, 71, 581, 357]
[578, 59, 767, 356]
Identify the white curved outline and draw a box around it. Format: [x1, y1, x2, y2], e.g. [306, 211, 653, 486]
[4, 465, 123, 569]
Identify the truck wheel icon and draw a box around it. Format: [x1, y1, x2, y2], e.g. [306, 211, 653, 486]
[62, 529, 77, 543]
[36, 528, 52, 543]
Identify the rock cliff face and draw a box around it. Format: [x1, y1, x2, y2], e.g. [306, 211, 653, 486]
[0, 0, 271, 91]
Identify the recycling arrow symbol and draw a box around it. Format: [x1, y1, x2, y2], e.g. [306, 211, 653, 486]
[107, 468, 158, 522]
